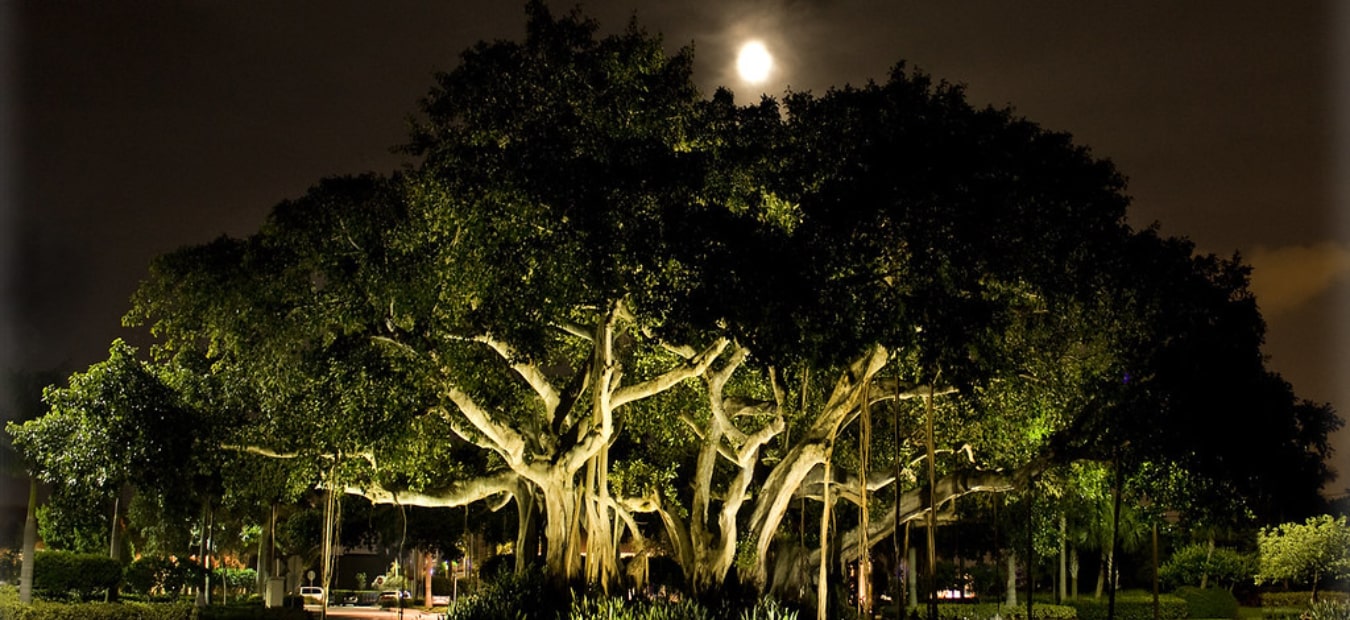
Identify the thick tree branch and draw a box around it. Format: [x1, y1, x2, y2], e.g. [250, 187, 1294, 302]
[795, 444, 976, 504]
[828, 460, 1050, 563]
[555, 318, 594, 342]
[611, 338, 729, 409]
[748, 344, 889, 588]
[345, 469, 519, 508]
[439, 390, 527, 464]
[221, 443, 375, 466]
[475, 334, 561, 415]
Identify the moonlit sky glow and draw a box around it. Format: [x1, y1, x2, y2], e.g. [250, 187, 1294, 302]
[736, 40, 773, 84]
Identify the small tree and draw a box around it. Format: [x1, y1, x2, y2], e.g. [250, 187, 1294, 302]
[1255, 515, 1350, 603]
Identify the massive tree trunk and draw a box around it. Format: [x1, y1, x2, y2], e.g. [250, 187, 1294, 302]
[616, 345, 784, 595]
[426, 305, 728, 585]
[687, 346, 784, 594]
[514, 483, 540, 573]
[539, 471, 582, 581]
[747, 346, 889, 590]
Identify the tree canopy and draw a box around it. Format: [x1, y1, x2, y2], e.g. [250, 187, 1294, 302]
[9, 1, 1340, 609]
[1255, 515, 1350, 602]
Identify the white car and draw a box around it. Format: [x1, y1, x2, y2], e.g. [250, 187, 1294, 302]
[379, 590, 411, 606]
[298, 586, 325, 605]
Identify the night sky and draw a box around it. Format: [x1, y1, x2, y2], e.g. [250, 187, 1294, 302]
[3, 1, 1347, 497]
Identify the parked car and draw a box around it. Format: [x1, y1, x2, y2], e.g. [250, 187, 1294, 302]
[378, 590, 411, 607]
[298, 586, 325, 605]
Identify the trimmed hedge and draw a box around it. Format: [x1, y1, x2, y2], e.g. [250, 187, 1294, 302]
[0, 600, 193, 620]
[1064, 592, 1187, 620]
[1175, 587, 1239, 619]
[32, 551, 123, 601]
[0, 585, 310, 620]
[0, 601, 309, 620]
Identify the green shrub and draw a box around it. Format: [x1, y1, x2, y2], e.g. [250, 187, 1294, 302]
[1161, 545, 1255, 591]
[1258, 608, 1305, 620]
[32, 550, 122, 601]
[737, 598, 799, 620]
[1, 600, 193, 620]
[1174, 586, 1239, 619]
[1064, 592, 1186, 620]
[565, 594, 798, 620]
[197, 602, 310, 620]
[211, 567, 256, 594]
[569, 595, 713, 620]
[922, 603, 1076, 620]
[1306, 600, 1350, 620]
[122, 557, 203, 598]
[444, 568, 559, 620]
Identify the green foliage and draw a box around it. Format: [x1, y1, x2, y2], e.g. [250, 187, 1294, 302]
[1306, 600, 1350, 620]
[567, 593, 799, 620]
[197, 603, 310, 620]
[211, 567, 256, 593]
[1161, 544, 1256, 590]
[736, 598, 799, 620]
[8, 341, 207, 499]
[921, 603, 1077, 620]
[568, 595, 711, 620]
[1064, 592, 1187, 620]
[443, 569, 558, 620]
[1, 600, 187, 620]
[1260, 592, 1350, 607]
[1174, 586, 1240, 619]
[0, 583, 307, 620]
[31, 550, 122, 601]
[1255, 609, 1306, 620]
[35, 495, 110, 554]
[9, 341, 226, 558]
[1256, 516, 1350, 592]
[121, 556, 202, 598]
[443, 568, 798, 620]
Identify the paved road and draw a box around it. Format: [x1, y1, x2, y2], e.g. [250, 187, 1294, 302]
[306, 605, 445, 619]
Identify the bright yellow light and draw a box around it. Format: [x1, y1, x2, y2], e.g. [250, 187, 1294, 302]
[736, 40, 773, 84]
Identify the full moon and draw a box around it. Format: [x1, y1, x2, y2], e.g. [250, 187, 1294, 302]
[736, 41, 773, 84]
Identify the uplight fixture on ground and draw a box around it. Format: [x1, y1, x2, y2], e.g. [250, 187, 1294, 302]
[736, 40, 773, 84]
